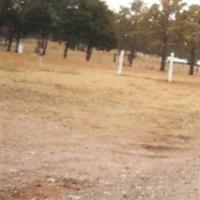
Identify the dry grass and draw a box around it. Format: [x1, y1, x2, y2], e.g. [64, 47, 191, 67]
[1, 39, 200, 147]
[1, 40, 200, 200]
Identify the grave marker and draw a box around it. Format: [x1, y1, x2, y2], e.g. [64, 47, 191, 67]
[168, 52, 175, 82]
[117, 50, 125, 75]
[18, 43, 24, 54]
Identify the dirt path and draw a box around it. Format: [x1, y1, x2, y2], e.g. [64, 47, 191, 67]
[1, 109, 200, 200]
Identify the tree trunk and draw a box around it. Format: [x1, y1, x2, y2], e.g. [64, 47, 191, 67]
[128, 49, 136, 67]
[113, 52, 117, 63]
[160, 35, 168, 72]
[86, 45, 93, 61]
[36, 36, 48, 56]
[15, 31, 21, 53]
[189, 47, 196, 76]
[42, 37, 48, 56]
[7, 27, 14, 52]
[160, 39, 168, 72]
[64, 41, 69, 59]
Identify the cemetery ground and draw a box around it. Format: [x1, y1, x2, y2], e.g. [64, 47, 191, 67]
[0, 41, 200, 200]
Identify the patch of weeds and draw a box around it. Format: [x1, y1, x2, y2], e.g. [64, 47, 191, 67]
[0, 66, 21, 72]
[62, 70, 80, 75]
[141, 144, 185, 152]
[38, 68, 80, 75]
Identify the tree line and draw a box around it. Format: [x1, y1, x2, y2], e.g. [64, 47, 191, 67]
[0, 0, 117, 60]
[0, 0, 200, 75]
[116, 0, 200, 75]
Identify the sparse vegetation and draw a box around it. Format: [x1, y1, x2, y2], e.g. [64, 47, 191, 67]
[1, 1, 200, 199]
[1, 41, 200, 199]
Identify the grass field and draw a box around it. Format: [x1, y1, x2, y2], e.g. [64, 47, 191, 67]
[1, 40, 200, 200]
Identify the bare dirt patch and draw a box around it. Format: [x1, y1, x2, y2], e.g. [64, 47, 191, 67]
[0, 178, 91, 200]
[140, 144, 186, 152]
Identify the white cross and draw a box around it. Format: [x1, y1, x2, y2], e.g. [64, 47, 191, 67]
[168, 52, 175, 82]
[117, 50, 125, 75]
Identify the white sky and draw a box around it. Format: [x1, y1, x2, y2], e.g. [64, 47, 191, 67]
[103, 0, 200, 11]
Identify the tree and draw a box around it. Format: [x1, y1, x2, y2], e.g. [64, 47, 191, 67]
[25, 0, 53, 55]
[79, 0, 116, 61]
[115, 0, 149, 66]
[58, 0, 86, 58]
[13, 0, 28, 52]
[53, 0, 116, 60]
[0, 0, 31, 52]
[115, 7, 134, 64]
[1, 0, 19, 51]
[174, 5, 200, 75]
[0, 0, 6, 29]
[147, 0, 186, 71]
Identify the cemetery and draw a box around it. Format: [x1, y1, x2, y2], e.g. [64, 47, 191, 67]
[1, 0, 200, 199]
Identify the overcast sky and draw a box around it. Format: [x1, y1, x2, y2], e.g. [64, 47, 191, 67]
[103, 0, 200, 11]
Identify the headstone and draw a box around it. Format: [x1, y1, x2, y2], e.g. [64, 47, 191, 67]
[18, 43, 24, 54]
[168, 52, 174, 82]
[117, 50, 125, 75]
